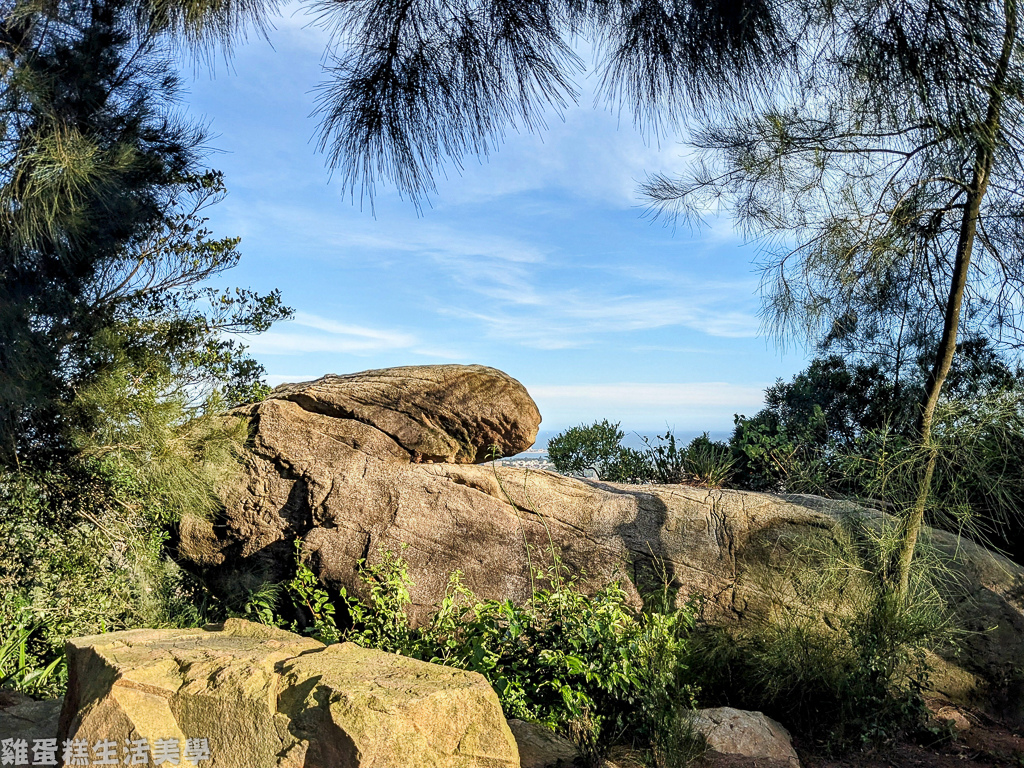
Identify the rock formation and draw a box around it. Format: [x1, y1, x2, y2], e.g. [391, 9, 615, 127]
[59, 619, 519, 768]
[693, 708, 800, 768]
[0, 697, 62, 745]
[508, 709, 802, 768]
[264, 364, 541, 464]
[176, 365, 1024, 724]
[506, 720, 579, 768]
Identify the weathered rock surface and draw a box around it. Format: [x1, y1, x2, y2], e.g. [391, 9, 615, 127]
[59, 619, 519, 768]
[0, 697, 62, 743]
[263, 364, 541, 464]
[507, 719, 579, 767]
[0, 689, 33, 710]
[933, 704, 973, 732]
[693, 708, 800, 768]
[177, 366, 1024, 724]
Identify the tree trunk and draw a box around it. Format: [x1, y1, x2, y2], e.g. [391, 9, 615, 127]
[892, 0, 1017, 600]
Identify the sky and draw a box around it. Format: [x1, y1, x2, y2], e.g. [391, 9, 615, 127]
[179, 4, 810, 438]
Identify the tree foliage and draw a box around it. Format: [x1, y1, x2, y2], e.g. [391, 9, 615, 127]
[0, 0, 290, 466]
[547, 419, 627, 480]
[278, 548, 701, 764]
[548, 421, 734, 486]
[730, 346, 1024, 558]
[644, 0, 1024, 596]
[308, 0, 787, 206]
[646, 0, 1024, 363]
[0, 0, 290, 689]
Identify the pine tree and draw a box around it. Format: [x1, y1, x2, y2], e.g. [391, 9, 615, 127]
[307, 0, 787, 206]
[643, 0, 1024, 597]
[0, 0, 287, 465]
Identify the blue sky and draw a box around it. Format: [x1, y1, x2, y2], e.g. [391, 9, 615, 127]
[181, 5, 809, 436]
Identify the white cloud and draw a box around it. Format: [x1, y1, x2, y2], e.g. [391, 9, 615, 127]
[438, 288, 761, 350]
[527, 382, 767, 431]
[244, 312, 472, 362]
[245, 332, 399, 355]
[265, 373, 319, 387]
[291, 312, 417, 344]
[245, 312, 417, 355]
[530, 382, 765, 408]
[423, 61, 696, 210]
[408, 346, 471, 361]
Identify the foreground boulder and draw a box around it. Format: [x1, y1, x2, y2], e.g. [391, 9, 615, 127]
[693, 708, 800, 768]
[178, 366, 1024, 724]
[59, 620, 519, 768]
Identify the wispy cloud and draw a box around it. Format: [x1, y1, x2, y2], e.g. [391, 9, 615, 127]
[438, 288, 760, 349]
[265, 373, 320, 387]
[244, 312, 468, 360]
[245, 312, 416, 355]
[422, 59, 696, 209]
[289, 312, 416, 343]
[220, 200, 759, 351]
[182, 9, 806, 436]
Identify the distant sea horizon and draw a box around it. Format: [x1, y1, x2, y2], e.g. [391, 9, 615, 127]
[515, 428, 734, 458]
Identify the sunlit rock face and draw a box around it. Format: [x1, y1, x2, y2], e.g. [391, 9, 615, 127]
[263, 364, 542, 464]
[176, 364, 1024, 726]
[59, 620, 520, 768]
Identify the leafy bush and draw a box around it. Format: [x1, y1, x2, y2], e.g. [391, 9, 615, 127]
[728, 414, 802, 492]
[276, 530, 944, 756]
[731, 354, 1024, 559]
[0, 622, 64, 699]
[688, 599, 932, 750]
[548, 423, 733, 488]
[639, 430, 686, 484]
[277, 546, 701, 766]
[641, 431, 735, 488]
[604, 446, 658, 484]
[0, 384, 249, 694]
[547, 420, 633, 480]
[681, 434, 735, 488]
[0, 463, 199, 695]
[683, 516, 944, 750]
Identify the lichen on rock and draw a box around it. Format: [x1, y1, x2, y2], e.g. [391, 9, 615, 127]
[59, 619, 519, 768]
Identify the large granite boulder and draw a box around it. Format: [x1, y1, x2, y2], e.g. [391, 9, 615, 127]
[177, 366, 1024, 724]
[59, 619, 519, 768]
[263, 364, 541, 464]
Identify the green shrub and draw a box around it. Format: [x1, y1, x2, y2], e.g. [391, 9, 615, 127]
[730, 350, 1024, 560]
[640, 430, 687, 484]
[0, 621, 64, 699]
[549, 422, 733, 488]
[688, 599, 932, 750]
[0, 378, 249, 693]
[681, 433, 734, 488]
[605, 446, 657, 484]
[682, 516, 944, 751]
[548, 420, 632, 480]
[0, 460, 210, 696]
[728, 414, 801, 491]
[280, 546, 701, 766]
